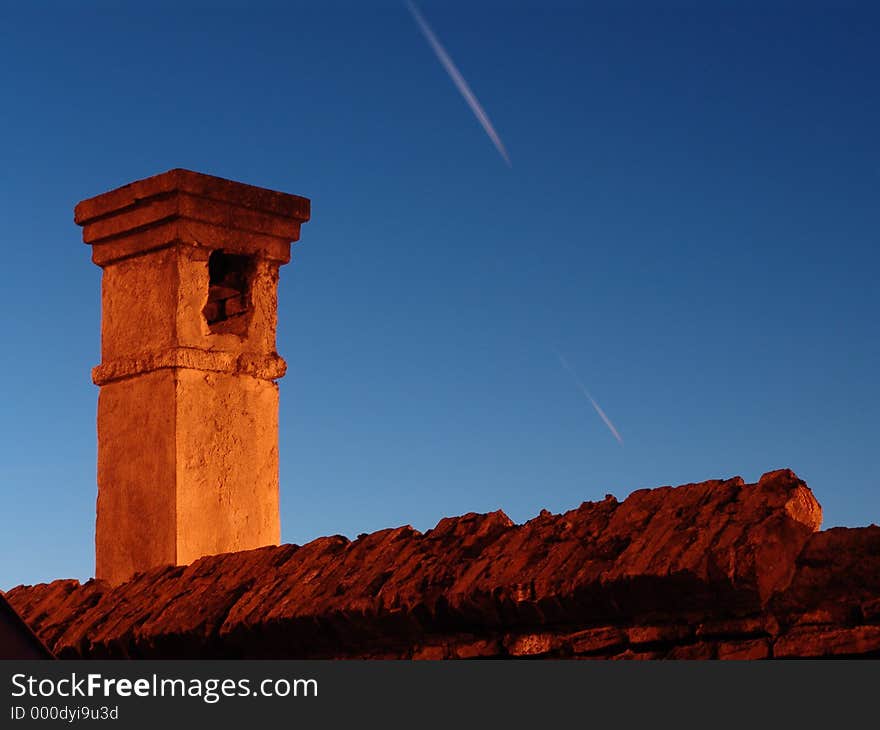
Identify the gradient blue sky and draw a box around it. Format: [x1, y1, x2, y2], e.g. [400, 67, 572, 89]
[1, 1, 878, 589]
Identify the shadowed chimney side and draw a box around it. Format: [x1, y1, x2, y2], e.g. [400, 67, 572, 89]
[75, 169, 310, 585]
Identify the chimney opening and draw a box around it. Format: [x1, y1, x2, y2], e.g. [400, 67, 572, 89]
[203, 251, 252, 332]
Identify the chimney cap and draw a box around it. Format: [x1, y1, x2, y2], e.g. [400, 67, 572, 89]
[74, 168, 310, 226]
[75, 169, 311, 266]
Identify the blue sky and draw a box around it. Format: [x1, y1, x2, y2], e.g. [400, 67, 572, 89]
[1, 1, 878, 589]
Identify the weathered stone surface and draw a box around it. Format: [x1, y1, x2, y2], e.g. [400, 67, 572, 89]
[4, 580, 106, 658]
[78, 170, 310, 586]
[717, 638, 770, 660]
[1, 590, 58, 659]
[449, 637, 502, 659]
[504, 633, 557, 657]
[695, 616, 778, 639]
[6, 471, 836, 659]
[565, 627, 626, 655]
[770, 525, 880, 623]
[626, 625, 692, 646]
[75, 168, 310, 266]
[773, 626, 880, 658]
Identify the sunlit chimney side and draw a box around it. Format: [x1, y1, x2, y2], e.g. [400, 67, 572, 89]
[75, 169, 310, 585]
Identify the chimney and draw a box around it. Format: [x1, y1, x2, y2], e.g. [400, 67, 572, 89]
[75, 169, 310, 585]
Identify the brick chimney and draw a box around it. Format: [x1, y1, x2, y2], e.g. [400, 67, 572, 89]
[75, 169, 310, 585]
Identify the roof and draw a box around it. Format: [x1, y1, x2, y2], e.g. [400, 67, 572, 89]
[6, 469, 880, 659]
[0, 590, 53, 659]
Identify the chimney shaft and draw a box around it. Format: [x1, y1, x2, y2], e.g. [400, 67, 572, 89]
[75, 169, 310, 585]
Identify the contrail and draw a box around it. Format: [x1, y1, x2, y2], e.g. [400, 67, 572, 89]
[554, 350, 624, 445]
[406, 0, 512, 167]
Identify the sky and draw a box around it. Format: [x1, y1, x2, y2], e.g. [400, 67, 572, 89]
[1, 1, 878, 589]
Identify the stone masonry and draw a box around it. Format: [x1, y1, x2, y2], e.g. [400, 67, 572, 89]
[75, 169, 310, 585]
[9, 470, 880, 659]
